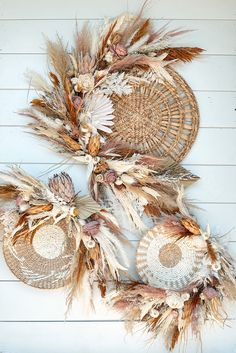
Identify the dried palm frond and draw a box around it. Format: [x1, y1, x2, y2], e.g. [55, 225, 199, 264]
[74, 195, 101, 220]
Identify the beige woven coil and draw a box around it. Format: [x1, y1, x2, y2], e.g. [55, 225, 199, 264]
[111, 68, 199, 163]
[136, 224, 205, 290]
[3, 219, 76, 289]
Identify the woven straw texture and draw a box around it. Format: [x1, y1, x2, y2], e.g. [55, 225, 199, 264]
[111, 68, 199, 163]
[136, 224, 205, 290]
[3, 219, 76, 289]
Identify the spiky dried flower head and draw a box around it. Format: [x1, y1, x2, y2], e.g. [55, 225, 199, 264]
[48, 172, 75, 204]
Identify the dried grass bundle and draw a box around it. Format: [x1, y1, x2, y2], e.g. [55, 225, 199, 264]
[90, 155, 197, 232]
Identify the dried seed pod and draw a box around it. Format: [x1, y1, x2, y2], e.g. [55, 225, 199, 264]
[94, 161, 109, 174]
[82, 221, 100, 236]
[181, 217, 201, 235]
[104, 170, 117, 184]
[88, 135, 101, 157]
[61, 134, 81, 151]
[71, 207, 79, 217]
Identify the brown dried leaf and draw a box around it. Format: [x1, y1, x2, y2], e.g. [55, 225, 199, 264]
[61, 134, 81, 151]
[26, 203, 53, 215]
[158, 47, 204, 62]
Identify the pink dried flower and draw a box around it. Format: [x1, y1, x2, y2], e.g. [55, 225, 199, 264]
[104, 170, 117, 184]
[82, 220, 100, 236]
[110, 43, 127, 57]
[72, 96, 82, 111]
[202, 286, 220, 299]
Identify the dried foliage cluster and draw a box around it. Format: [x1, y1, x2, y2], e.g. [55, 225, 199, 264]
[0, 4, 235, 352]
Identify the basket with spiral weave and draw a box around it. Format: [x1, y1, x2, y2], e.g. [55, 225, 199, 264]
[3, 216, 76, 289]
[110, 67, 199, 163]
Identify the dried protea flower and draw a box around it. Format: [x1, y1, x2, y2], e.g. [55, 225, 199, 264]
[181, 217, 201, 235]
[48, 172, 75, 204]
[88, 135, 101, 156]
[82, 220, 100, 236]
[104, 170, 117, 184]
[110, 43, 127, 57]
[94, 160, 109, 174]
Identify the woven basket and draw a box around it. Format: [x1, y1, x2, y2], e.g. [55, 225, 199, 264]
[136, 224, 205, 290]
[3, 218, 76, 289]
[111, 67, 199, 163]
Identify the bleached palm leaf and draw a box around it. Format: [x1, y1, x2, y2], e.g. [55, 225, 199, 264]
[75, 195, 101, 219]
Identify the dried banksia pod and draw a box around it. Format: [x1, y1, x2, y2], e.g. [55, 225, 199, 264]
[93, 160, 109, 174]
[181, 217, 201, 235]
[49, 172, 75, 203]
[61, 134, 81, 151]
[88, 135, 101, 157]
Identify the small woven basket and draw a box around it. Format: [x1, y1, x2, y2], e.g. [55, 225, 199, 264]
[136, 224, 205, 290]
[3, 218, 76, 289]
[111, 67, 199, 163]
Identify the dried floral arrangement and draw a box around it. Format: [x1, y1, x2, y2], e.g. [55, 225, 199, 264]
[109, 216, 236, 350]
[0, 2, 233, 351]
[0, 168, 128, 308]
[20, 5, 203, 230]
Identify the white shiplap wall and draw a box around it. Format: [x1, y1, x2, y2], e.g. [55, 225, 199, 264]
[0, 0, 236, 352]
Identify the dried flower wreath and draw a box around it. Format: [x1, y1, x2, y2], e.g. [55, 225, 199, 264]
[0, 168, 128, 308]
[20, 6, 203, 230]
[109, 216, 236, 351]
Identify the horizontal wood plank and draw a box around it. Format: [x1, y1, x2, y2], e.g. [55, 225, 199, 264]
[1, 320, 236, 353]
[0, 54, 235, 91]
[0, 240, 235, 320]
[0, 19, 235, 55]
[0, 126, 235, 164]
[0, 202, 235, 280]
[0, 0, 235, 20]
[0, 90, 236, 128]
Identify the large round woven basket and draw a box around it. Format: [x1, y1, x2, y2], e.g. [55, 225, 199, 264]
[3, 218, 76, 289]
[136, 224, 205, 290]
[111, 67, 199, 163]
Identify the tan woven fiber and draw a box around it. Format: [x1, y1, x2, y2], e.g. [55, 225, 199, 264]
[111, 68, 199, 162]
[3, 219, 76, 289]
